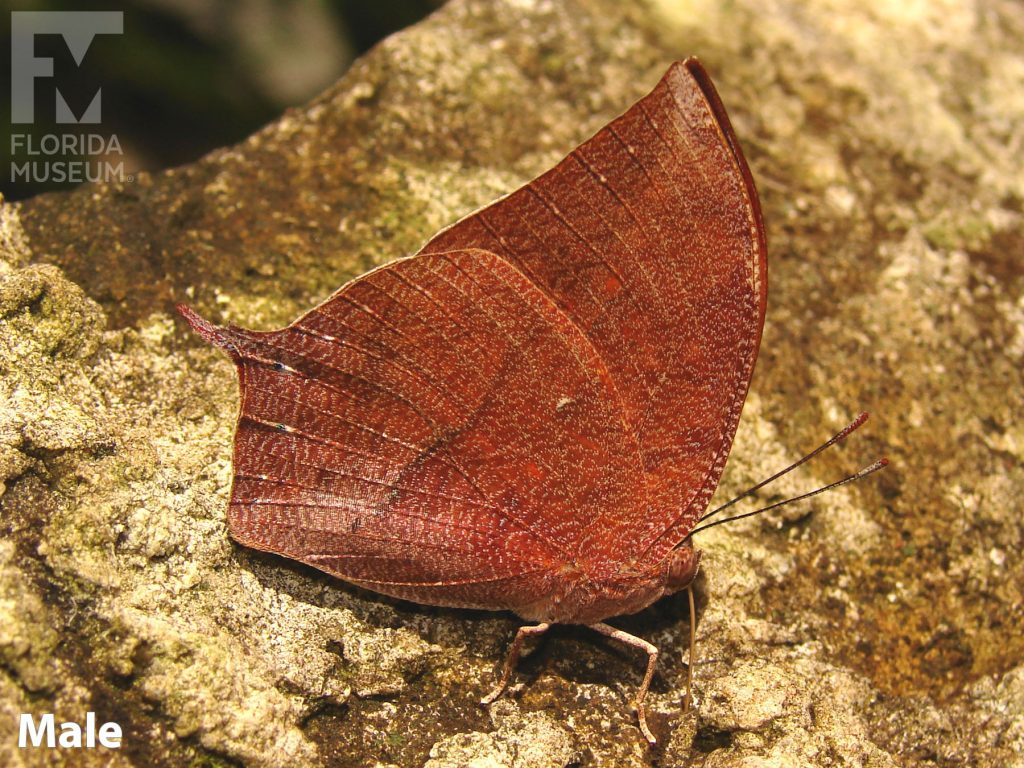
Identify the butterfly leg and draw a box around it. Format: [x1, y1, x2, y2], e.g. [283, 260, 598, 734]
[590, 622, 659, 744]
[481, 622, 551, 705]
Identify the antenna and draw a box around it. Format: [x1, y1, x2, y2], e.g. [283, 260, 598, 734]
[699, 412, 871, 526]
[688, 458, 888, 537]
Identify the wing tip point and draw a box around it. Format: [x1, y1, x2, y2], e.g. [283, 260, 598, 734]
[176, 303, 241, 355]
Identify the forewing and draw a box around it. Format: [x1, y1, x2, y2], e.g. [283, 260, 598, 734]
[182, 248, 647, 611]
[420, 59, 767, 566]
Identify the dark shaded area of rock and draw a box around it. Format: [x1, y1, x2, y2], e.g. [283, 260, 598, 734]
[3, 0, 1023, 766]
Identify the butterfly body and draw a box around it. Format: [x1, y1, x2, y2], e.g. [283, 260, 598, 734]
[514, 544, 702, 625]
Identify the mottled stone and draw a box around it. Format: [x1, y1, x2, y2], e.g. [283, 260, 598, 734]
[424, 701, 578, 768]
[3, 0, 1023, 765]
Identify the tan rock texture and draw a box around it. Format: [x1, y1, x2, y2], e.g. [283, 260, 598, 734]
[2, 0, 1022, 765]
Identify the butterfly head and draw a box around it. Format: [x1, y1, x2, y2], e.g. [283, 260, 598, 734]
[664, 543, 701, 593]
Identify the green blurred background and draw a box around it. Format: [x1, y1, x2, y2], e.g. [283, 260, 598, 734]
[2, 0, 443, 200]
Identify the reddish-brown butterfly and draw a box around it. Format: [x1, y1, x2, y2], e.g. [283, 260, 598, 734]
[180, 59, 883, 743]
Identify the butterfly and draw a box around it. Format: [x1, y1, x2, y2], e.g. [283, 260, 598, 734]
[181, 58, 767, 744]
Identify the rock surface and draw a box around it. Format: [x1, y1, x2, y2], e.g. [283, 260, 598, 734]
[3, 0, 1023, 766]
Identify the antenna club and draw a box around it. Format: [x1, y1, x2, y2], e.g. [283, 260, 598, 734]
[835, 412, 870, 443]
[855, 458, 889, 478]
